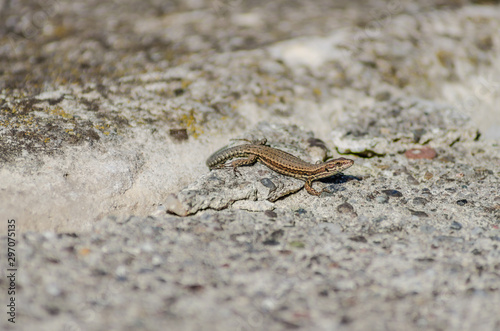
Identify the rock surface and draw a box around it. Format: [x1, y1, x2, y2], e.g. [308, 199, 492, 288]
[1, 1, 500, 330]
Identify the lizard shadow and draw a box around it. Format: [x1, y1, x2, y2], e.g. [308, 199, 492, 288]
[319, 173, 361, 185]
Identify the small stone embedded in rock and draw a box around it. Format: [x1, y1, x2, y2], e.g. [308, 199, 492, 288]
[412, 197, 428, 206]
[413, 129, 426, 143]
[405, 146, 437, 160]
[307, 137, 327, 150]
[165, 193, 189, 216]
[260, 178, 277, 190]
[265, 210, 277, 218]
[406, 175, 419, 185]
[382, 189, 403, 197]
[337, 202, 357, 216]
[169, 128, 188, 141]
[295, 208, 307, 215]
[456, 199, 468, 206]
[349, 235, 367, 243]
[471, 249, 481, 255]
[184, 284, 205, 292]
[269, 229, 284, 240]
[409, 209, 428, 217]
[424, 171, 434, 180]
[450, 221, 463, 230]
[262, 239, 280, 246]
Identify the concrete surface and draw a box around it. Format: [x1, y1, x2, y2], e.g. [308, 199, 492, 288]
[0, 0, 499, 330]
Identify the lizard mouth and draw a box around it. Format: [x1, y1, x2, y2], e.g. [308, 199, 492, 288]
[340, 158, 354, 167]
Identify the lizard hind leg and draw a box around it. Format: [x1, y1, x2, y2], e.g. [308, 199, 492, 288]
[229, 154, 259, 176]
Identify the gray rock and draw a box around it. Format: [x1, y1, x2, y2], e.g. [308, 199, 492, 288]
[2, 2, 500, 331]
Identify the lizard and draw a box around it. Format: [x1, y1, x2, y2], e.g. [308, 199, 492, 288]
[206, 139, 353, 196]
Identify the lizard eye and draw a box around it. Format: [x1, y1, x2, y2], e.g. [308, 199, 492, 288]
[325, 163, 334, 171]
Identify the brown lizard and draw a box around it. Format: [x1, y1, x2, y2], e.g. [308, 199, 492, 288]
[206, 139, 353, 196]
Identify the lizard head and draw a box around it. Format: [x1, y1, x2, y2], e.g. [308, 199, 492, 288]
[323, 157, 354, 174]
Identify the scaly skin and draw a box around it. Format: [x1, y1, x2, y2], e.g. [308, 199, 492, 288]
[206, 139, 354, 196]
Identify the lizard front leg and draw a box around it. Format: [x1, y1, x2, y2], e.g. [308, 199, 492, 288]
[304, 179, 321, 196]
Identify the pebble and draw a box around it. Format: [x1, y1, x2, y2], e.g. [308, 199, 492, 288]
[424, 171, 434, 180]
[169, 128, 188, 141]
[295, 208, 307, 215]
[263, 239, 280, 246]
[265, 210, 277, 218]
[349, 235, 367, 243]
[410, 209, 429, 217]
[456, 199, 468, 206]
[382, 189, 403, 197]
[413, 129, 426, 143]
[406, 175, 419, 185]
[307, 137, 328, 150]
[165, 193, 190, 217]
[405, 146, 437, 159]
[471, 249, 482, 255]
[337, 202, 356, 215]
[450, 221, 463, 230]
[260, 178, 276, 190]
[412, 197, 428, 206]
